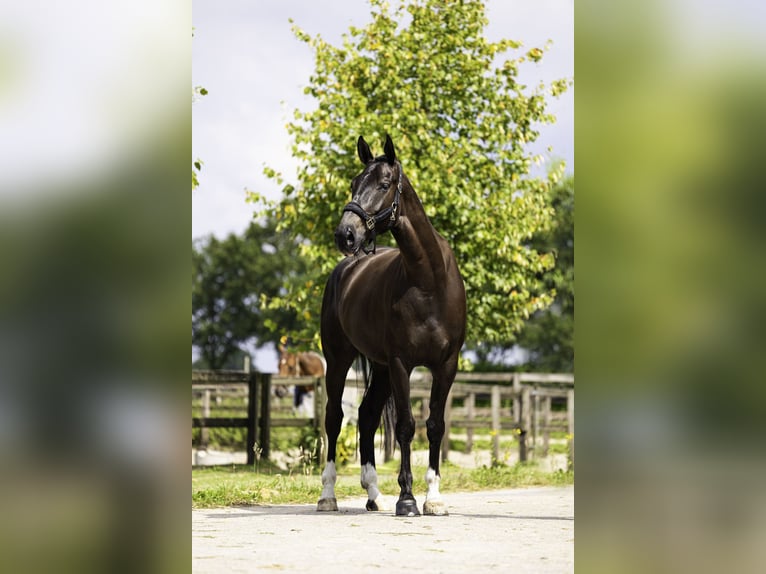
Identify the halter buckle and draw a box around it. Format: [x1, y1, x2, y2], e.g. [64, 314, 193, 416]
[365, 216, 375, 230]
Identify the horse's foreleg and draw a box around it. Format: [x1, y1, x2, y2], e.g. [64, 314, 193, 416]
[389, 359, 419, 517]
[358, 368, 391, 511]
[423, 360, 458, 516]
[317, 374, 345, 512]
[423, 402, 447, 516]
[317, 460, 338, 511]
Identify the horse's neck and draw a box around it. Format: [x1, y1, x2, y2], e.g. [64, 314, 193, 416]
[392, 181, 449, 288]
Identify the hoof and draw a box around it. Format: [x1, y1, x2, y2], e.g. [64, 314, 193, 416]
[423, 500, 449, 516]
[317, 498, 338, 512]
[395, 498, 421, 517]
[365, 495, 389, 512]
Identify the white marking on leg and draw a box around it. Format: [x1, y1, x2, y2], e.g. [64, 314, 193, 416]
[320, 461, 337, 501]
[360, 463, 388, 510]
[424, 467, 442, 503]
[360, 463, 380, 500]
[423, 467, 448, 515]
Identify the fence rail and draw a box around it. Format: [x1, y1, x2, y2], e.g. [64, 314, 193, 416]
[192, 370, 322, 464]
[192, 369, 573, 468]
[406, 372, 573, 465]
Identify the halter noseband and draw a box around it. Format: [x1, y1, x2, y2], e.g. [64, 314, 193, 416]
[342, 162, 402, 254]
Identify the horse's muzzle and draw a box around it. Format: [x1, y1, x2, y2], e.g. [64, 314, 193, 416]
[335, 224, 358, 255]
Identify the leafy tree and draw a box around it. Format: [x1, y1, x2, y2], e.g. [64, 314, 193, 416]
[192, 347, 252, 371]
[254, 0, 570, 348]
[192, 26, 206, 192]
[192, 157, 203, 191]
[192, 218, 308, 369]
[516, 174, 574, 372]
[471, 174, 574, 372]
[192, 85, 207, 191]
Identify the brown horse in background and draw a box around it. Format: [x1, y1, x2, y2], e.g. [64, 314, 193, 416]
[318, 135, 466, 517]
[277, 342, 325, 409]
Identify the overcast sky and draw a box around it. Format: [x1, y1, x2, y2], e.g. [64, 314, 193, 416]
[192, 0, 573, 241]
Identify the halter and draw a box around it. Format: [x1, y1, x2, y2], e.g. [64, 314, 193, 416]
[342, 162, 402, 254]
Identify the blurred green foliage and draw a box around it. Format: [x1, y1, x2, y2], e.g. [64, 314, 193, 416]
[0, 104, 190, 574]
[255, 0, 570, 348]
[515, 173, 574, 371]
[472, 173, 574, 371]
[576, 2, 766, 573]
[0, 3, 188, 572]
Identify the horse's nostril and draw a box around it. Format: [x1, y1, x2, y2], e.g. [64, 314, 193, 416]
[335, 225, 356, 253]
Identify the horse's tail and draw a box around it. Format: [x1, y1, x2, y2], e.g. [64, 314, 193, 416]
[357, 354, 373, 394]
[382, 394, 396, 454]
[357, 355, 396, 453]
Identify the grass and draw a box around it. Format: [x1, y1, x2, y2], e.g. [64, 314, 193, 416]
[192, 458, 573, 508]
[192, 393, 574, 508]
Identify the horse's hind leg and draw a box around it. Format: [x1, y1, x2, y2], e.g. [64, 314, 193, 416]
[358, 364, 391, 511]
[422, 356, 459, 516]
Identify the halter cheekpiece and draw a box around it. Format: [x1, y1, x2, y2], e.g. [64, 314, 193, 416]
[342, 161, 402, 254]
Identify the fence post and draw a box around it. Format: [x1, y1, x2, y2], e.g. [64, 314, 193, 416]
[259, 372, 272, 459]
[532, 390, 540, 459]
[567, 388, 574, 470]
[246, 372, 259, 466]
[491, 385, 501, 463]
[200, 389, 210, 450]
[520, 386, 531, 462]
[542, 395, 552, 456]
[416, 397, 428, 443]
[465, 392, 475, 454]
[512, 372, 521, 422]
[312, 376, 320, 428]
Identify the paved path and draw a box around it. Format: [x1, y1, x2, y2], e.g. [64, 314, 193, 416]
[192, 486, 573, 573]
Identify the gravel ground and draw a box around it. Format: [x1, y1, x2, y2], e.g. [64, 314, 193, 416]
[192, 485, 574, 573]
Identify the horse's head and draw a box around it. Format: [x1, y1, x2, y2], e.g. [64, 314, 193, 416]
[335, 134, 403, 255]
[278, 347, 298, 376]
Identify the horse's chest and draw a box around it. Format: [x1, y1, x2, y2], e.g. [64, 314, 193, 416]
[392, 289, 430, 321]
[391, 291, 447, 345]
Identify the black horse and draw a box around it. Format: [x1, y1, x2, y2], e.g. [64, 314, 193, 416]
[318, 135, 466, 516]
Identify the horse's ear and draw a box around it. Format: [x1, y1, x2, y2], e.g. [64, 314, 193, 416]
[383, 134, 396, 165]
[357, 136, 373, 165]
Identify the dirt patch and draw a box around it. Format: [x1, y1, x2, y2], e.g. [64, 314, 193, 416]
[192, 486, 574, 573]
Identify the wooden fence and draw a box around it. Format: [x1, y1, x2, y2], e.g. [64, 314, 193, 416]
[192, 369, 322, 465]
[403, 371, 573, 465]
[192, 369, 573, 468]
